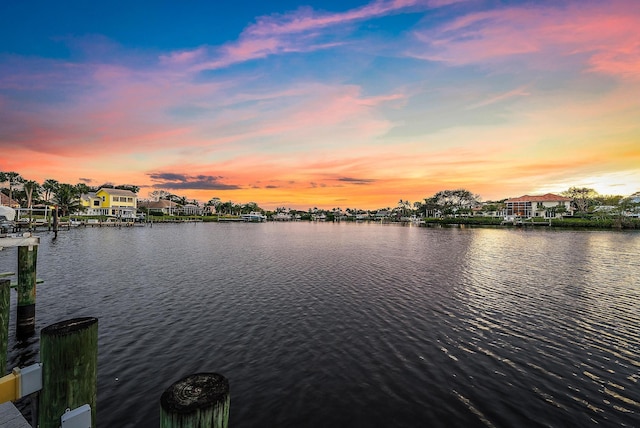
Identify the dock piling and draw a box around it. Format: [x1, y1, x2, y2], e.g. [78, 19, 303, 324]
[16, 245, 37, 338]
[160, 373, 230, 428]
[52, 209, 58, 238]
[38, 317, 98, 428]
[0, 279, 9, 374]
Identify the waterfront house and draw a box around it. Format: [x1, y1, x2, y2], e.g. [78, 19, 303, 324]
[0, 193, 20, 208]
[203, 205, 217, 215]
[375, 210, 391, 219]
[79, 192, 100, 214]
[80, 188, 138, 218]
[504, 193, 573, 218]
[178, 203, 202, 216]
[138, 199, 176, 215]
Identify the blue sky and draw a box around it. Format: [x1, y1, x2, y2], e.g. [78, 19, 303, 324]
[1, 0, 639, 209]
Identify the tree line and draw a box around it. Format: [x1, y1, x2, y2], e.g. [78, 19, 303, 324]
[1, 171, 637, 218]
[0, 172, 140, 216]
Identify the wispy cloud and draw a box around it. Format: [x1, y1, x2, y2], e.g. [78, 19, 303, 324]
[337, 177, 377, 185]
[159, 47, 208, 66]
[2, 0, 638, 208]
[246, 0, 422, 37]
[148, 172, 241, 190]
[191, 0, 429, 71]
[409, 1, 640, 80]
[465, 86, 531, 110]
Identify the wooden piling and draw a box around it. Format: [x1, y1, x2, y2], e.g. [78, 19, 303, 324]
[16, 245, 37, 338]
[0, 279, 9, 374]
[160, 373, 230, 428]
[38, 317, 98, 428]
[52, 209, 58, 238]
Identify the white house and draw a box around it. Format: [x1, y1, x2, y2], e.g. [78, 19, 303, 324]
[504, 193, 573, 218]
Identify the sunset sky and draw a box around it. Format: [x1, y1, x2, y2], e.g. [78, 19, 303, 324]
[1, 0, 639, 209]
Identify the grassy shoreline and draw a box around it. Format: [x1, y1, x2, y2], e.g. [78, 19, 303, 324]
[13, 214, 640, 230]
[420, 216, 640, 229]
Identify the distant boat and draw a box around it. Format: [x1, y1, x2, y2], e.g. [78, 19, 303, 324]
[0, 206, 15, 233]
[241, 212, 267, 222]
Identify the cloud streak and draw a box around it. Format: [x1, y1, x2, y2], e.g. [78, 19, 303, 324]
[148, 173, 241, 190]
[409, 0, 640, 80]
[1, 0, 639, 208]
[192, 0, 428, 71]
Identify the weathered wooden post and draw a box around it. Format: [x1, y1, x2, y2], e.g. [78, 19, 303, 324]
[39, 317, 98, 428]
[52, 207, 58, 238]
[16, 244, 37, 338]
[160, 373, 230, 428]
[0, 278, 9, 374]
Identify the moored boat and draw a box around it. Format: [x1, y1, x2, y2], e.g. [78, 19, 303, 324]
[241, 212, 267, 222]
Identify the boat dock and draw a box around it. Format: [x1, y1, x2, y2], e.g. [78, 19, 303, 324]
[0, 402, 30, 428]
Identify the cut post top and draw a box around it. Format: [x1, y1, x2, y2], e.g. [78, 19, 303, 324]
[41, 317, 98, 337]
[0, 235, 39, 250]
[161, 373, 229, 414]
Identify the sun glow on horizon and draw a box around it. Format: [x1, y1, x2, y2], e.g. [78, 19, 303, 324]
[1, 0, 639, 208]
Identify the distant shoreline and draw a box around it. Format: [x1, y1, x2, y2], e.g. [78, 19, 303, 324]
[419, 216, 640, 229]
[6, 214, 640, 233]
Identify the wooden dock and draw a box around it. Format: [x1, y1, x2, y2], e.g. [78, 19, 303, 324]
[0, 402, 30, 428]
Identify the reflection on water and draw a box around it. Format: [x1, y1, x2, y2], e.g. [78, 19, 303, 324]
[1, 223, 639, 427]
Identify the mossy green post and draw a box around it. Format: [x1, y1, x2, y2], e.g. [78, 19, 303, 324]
[16, 244, 37, 338]
[160, 373, 230, 428]
[39, 317, 98, 428]
[0, 279, 9, 374]
[52, 208, 58, 238]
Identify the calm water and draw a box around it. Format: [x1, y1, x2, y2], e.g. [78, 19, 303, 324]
[2, 222, 640, 427]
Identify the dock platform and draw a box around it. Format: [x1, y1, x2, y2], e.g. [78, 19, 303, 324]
[0, 402, 30, 428]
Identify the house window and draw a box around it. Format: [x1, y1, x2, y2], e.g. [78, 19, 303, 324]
[102, 196, 105, 202]
[93, 201, 100, 206]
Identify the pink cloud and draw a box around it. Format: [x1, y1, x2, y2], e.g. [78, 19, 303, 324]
[159, 47, 208, 65]
[168, 0, 466, 72]
[190, 0, 428, 71]
[410, 1, 640, 79]
[0, 58, 230, 157]
[588, 42, 640, 79]
[1, 60, 404, 169]
[246, 0, 423, 37]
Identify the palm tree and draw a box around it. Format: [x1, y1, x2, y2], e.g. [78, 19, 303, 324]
[23, 180, 40, 208]
[219, 201, 233, 215]
[22, 180, 40, 229]
[115, 184, 140, 193]
[75, 183, 92, 195]
[554, 204, 567, 217]
[405, 200, 413, 215]
[53, 184, 83, 217]
[42, 179, 59, 202]
[2, 172, 22, 205]
[413, 201, 422, 216]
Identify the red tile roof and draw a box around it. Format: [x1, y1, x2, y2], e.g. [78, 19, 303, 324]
[505, 193, 572, 203]
[0, 193, 20, 207]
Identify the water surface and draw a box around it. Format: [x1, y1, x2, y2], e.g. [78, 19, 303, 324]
[2, 223, 639, 427]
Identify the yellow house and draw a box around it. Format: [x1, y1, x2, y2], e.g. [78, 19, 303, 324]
[80, 188, 138, 218]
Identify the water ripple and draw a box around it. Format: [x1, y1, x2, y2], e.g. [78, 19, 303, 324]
[1, 224, 639, 427]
